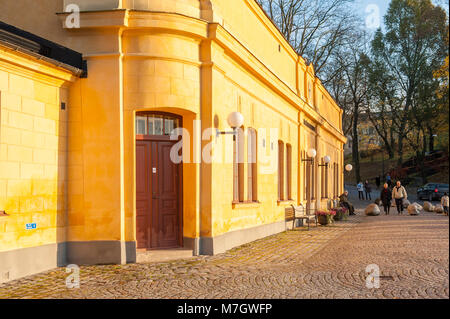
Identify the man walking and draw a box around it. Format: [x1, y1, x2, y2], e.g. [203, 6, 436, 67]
[392, 181, 407, 215]
[357, 181, 364, 200]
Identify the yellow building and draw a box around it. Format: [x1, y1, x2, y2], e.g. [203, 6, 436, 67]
[0, 0, 346, 283]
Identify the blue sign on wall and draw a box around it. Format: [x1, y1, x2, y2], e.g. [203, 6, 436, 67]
[26, 223, 37, 230]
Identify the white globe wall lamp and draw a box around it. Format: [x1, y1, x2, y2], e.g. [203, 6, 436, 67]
[216, 112, 244, 139]
[319, 155, 331, 168]
[302, 148, 317, 163]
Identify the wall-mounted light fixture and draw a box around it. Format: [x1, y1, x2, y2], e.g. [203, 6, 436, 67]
[345, 164, 353, 172]
[216, 112, 244, 140]
[302, 148, 317, 163]
[318, 155, 331, 168]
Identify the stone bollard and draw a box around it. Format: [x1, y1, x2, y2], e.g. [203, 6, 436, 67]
[423, 201, 435, 212]
[407, 204, 420, 215]
[365, 203, 381, 216]
[434, 204, 444, 214]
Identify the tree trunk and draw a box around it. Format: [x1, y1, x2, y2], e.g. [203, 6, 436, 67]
[385, 143, 394, 159]
[420, 133, 428, 184]
[397, 135, 404, 167]
[389, 128, 395, 159]
[428, 126, 435, 153]
[397, 91, 413, 166]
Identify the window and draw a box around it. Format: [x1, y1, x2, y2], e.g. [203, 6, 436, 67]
[247, 128, 258, 202]
[303, 150, 308, 201]
[286, 144, 292, 200]
[136, 115, 147, 135]
[303, 149, 315, 201]
[233, 127, 245, 203]
[135, 113, 179, 136]
[278, 141, 285, 200]
[333, 163, 339, 198]
[321, 159, 329, 199]
[311, 156, 316, 200]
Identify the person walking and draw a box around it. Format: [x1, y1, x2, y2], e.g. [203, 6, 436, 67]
[364, 180, 372, 200]
[441, 193, 449, 216]
[380, 183, 392, 215]
[376, 176, 381, 189]
[357, 181, 364, 200]
[392, 181, 407, 215]
[386, 174, 392, 188]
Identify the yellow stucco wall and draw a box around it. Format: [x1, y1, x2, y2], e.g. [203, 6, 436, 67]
[0, 0, 347, 257]
[0, 44, 75, 252]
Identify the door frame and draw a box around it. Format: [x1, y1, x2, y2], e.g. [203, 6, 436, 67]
[135, 111, 184, 249]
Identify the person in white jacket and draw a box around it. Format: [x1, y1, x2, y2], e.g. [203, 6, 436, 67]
[392, 181, 407, 215]
[357, 182, 364, 200]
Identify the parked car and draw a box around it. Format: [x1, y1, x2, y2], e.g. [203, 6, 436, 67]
[417, 183, 449, 201]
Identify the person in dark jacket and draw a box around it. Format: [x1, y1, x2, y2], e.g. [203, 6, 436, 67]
[339, 191, 355, 215]
[364, 180, 372, 200]
[380, 183, 392, 215]
[376, 176, 381, 189]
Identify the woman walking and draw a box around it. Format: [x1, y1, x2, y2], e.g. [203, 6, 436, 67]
[364, 180, 372, 200]
[380, 183, 392, 215]
[392, 181, 407, 215]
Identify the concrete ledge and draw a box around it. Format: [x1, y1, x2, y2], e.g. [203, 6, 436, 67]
[0, 240, 136, 284]
[200, 220, 286, 255]
[0, 243, 66, 284]
[136, 248, 194, 263]
[183, 236, 200, 255]
[67, 241, 136, 265]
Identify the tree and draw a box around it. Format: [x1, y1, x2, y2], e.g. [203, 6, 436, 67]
[433, 30, 449, 152]
[371, 0, 448, 166]
[328, 30, 372, 183]
[365, 56, 401, 159]
[256, 0, 357, 81]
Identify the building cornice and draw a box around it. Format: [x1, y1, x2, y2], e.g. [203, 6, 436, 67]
[57, 10, 345, 142]
[0, 43, 78, 87]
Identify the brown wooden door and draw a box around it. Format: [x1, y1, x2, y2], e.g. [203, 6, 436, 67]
[136, 140, 181, 249]
[136, 141, 151, 249]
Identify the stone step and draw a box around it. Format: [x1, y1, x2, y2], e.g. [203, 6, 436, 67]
[136, 248, 194, 263]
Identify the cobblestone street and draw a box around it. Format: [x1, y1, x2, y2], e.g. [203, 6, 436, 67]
[0, 201, 448, 299]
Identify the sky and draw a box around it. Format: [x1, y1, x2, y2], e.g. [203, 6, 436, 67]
[355, 0, 390, 31]
[355, 0, 449, 31]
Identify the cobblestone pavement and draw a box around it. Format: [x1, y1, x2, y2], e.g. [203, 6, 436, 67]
[0, 208, 448, 299]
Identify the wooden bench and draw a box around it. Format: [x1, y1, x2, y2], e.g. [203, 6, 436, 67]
[285, 204, 317, 230]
